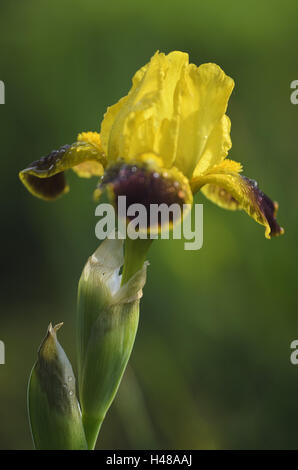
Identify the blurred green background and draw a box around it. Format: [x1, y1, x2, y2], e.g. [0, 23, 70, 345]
[0, 0, 297, 450]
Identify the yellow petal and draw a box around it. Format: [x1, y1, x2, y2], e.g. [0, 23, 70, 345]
[192, 115, 232, 177]
[100, 51, 187, 165]
[190, 160, 284, 239]
[19, 132, 105, 200]
[77, 131, 103, 149]
[72, 160, 104, 178]
[72, 131, 105, 177]
[173, 63, 234, 177]
[100, 51, 234, 177]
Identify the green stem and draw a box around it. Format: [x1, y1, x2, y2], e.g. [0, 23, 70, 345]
[121, 238, 153, 285]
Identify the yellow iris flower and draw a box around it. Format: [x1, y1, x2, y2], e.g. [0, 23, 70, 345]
[19, 50, 283, 239]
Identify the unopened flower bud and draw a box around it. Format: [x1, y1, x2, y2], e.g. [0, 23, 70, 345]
[76, 238, 148, 449]
[28, 323, 87, 450]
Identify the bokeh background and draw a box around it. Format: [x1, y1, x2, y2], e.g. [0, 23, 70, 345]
[0, 0, 297, 450]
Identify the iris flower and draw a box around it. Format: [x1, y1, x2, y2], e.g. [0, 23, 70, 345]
[23, 51, 284, 450]
[19, 50, 283, 239]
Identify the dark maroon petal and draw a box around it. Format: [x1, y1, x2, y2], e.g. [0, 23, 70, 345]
[242, 176, 284, 238]
[100, 163, 190, 229]
[19, 145, 71, 200]
[21, 172, 67, 200]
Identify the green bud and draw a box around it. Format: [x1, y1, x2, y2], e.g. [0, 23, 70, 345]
[76, 238, 148, 449]
[28, 323, 87, 450]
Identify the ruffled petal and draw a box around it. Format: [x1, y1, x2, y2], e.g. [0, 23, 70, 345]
[19, 132, 106, 200]
[190, 160, 284, 239]
[191, 115, 232, 177]
[100, 51, 187, 166]
[173, 64, 234, 177]
[100, 51, 234, 178]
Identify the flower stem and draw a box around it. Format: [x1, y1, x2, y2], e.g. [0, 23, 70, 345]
[121, 238, 153, 285]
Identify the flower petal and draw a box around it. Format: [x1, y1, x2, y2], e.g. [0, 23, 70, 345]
[191, 160, 284, 239]
[100, 51, 187, 166]
[72, 132, 105, 178]
[100, 51, 234, 178]
[173, 64, 234, 177]
[99, 153, 193, 234]
[191, 114, 232, 177]
[19, 132, 105, 200]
